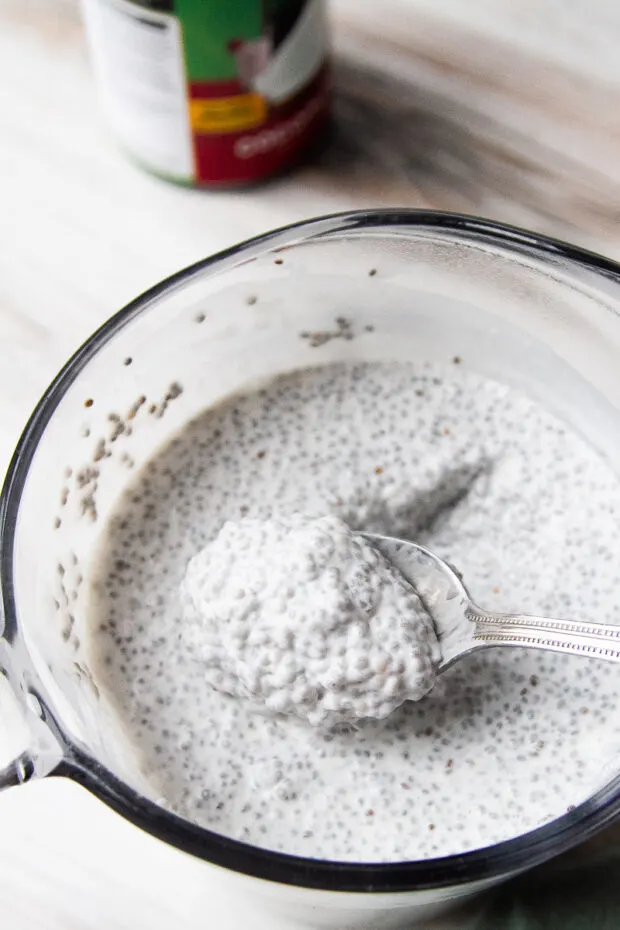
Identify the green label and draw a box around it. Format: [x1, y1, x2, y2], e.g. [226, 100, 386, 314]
[173, 0, 311, 83]
[176, 0, 261, 81]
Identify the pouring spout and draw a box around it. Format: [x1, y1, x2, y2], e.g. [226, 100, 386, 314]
[0, 635, 64, 793]
[0, 751, 35, 790]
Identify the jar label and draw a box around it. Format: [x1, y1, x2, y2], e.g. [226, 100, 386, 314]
[83, 0, 330, 185]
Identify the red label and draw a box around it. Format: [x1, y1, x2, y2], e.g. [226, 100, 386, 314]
[189, 66, 329, 185]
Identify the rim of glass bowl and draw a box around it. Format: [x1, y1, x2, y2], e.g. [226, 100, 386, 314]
[3, 209, 620, 893]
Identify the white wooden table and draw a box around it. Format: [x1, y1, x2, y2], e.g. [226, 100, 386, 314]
[2, 1, 620, 926]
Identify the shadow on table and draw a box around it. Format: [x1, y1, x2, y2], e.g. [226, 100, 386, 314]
[306, 54, 620, 245]
[466, 819, 620, 929]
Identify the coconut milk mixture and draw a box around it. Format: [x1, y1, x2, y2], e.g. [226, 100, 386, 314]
[87, 360, 620, 861]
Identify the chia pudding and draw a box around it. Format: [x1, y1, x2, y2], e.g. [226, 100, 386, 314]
[180, 513, 440, 726]
[86, 360, 620, 862]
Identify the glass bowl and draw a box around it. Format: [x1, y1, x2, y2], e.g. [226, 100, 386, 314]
[2, 210, 620, 929]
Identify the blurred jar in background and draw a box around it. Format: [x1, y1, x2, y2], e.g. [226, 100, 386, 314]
[82, 0, 330, 186]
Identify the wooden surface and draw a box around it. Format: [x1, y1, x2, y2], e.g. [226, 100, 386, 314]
[2, 1, 620, 927]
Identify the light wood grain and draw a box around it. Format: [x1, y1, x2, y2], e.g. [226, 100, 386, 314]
[2, 1, 620, 927]
[322, 3, 620, 250]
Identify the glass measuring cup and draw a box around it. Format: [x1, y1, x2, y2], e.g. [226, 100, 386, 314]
[3, 210, 620, 929]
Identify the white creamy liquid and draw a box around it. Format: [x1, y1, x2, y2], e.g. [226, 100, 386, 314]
[87, 360, 620, 862]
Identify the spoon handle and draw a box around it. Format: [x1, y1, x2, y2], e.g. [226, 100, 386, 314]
[466, 607, 620, 662]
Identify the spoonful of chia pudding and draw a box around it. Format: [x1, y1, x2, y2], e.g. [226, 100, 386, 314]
[180, 514, 620, 727]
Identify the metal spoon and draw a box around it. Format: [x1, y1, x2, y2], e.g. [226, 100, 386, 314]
[365, 533, 620, 671]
